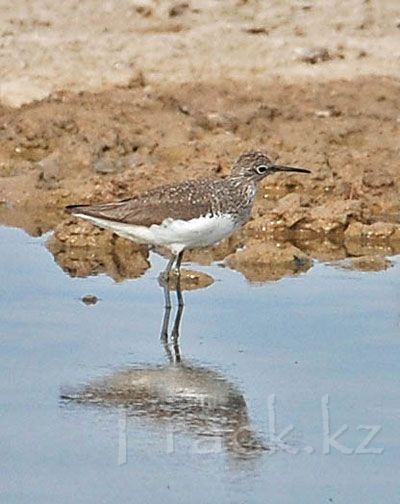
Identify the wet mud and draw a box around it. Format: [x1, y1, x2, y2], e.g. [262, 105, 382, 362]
[1, 76, 400, 282]
[1, 0, 400, 283]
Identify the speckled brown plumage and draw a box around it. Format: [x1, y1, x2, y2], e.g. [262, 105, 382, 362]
[66, 151, 310, 227]
[66, 177, 254, 226]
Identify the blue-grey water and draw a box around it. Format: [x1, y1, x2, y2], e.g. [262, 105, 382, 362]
[1, 225, 399, 503]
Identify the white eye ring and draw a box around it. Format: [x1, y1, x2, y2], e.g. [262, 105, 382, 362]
[256, 164, 269, 174]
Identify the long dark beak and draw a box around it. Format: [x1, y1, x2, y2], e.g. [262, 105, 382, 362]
[272, 164, 311, 174]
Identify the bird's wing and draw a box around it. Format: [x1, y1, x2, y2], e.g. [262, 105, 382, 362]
[66, 179, 216, 227]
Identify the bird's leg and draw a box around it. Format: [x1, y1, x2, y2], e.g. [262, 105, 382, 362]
[175, 251, 185, 307]
[175, 250, 184, 276]
[158, 254, 178, 340]
[159, 251, 184, 340]
[162, 297, 183, 363]
[159, 255, 176, 283]
[172, 333, 182, 364]
[171, 301, 184, 343]
[160, 281, 172, 341]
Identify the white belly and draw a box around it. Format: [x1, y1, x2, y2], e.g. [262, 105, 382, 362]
[75, 213, 238, 254]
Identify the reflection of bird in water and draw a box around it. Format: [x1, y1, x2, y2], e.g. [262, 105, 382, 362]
[61, 284, 265, 457]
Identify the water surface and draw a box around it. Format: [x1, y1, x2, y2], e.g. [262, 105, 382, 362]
[1, 226, 398, 503]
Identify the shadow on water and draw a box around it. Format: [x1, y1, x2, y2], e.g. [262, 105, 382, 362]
[61, 280, 266, 459]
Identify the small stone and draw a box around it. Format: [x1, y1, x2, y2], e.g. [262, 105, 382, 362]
[169, 2, 189, 17]
[305, 200, 362, 234]
[167, 269, 214, 291]
[340, 255, 393, 272]
[81, 294, 99, 305]
[295, 46, 331, 64]
[243, 26, 269, 35]
[362, 169, 394, 189]
[344, 221, 364, 240]
[93, 153, 144, 174]
[93, 158, 120, 174]
[195, 112, 238, 132]
[126, 70, 146, 88]
[273, 193, 306, 228]
[36, 151, 62, 189]
[225, 240, 311, 283]
[315, 110, 332, 118]
[134, 3, 153, 17]
[344, 222, 398, 242]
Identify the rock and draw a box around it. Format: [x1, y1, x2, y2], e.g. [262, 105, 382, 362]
[315, 110, 332, 118]
[344, 221, 395, 241]
[93, 153, 145, 174]
[362, 169, 394, 189]
[169, 2, 189, 17]
[47, 221, 150, 281]
[295, 46, 331, 64]
[133, 2, 153, 17]
[274, 193, 301, 213]
[244, 214, 278, 238]
[273, 193, 306, 227]
[339, 255, 393, 272]
[36, 151, 62, 189]
[344, 222, 400, 256]
[166, 269, 214, 291]
[343, 221, 365, 240]
[81, 294, 99, 305]
[303, 200, 363, 234]
[364, 222, 395, 238]
[314, 105, 341, 118]
[225, 240, 311, 283]
[242, 26, 269, 35]
[126, 69, 147, 88]
[194, 112, 238, 132]
[296, 238, 347, 263]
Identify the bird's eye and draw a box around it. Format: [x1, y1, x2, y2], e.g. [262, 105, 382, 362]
[256, 165, 269, 174]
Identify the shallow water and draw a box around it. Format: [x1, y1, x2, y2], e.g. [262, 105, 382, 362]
[1, 226, 399, 503]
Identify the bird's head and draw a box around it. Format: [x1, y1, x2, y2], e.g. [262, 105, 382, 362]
[230, 151, 311, 181]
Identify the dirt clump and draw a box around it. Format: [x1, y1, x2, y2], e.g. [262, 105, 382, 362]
[225, 240, 312, 283]
[165, 269, 214, 291]
[48, 220, 150, 282]
[337, 255, 394, 273]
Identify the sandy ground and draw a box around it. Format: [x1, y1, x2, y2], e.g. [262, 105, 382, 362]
[1, 0, 400, 283]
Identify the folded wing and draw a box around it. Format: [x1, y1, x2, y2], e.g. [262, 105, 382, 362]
[66, 179, 216, 227]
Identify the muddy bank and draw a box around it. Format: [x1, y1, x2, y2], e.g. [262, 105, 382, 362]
[1, 75, 400, 282]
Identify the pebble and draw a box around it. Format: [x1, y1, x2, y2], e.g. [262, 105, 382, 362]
[169, 2, 189, 17]
[81, 294, 99, 305]
[93, 153, 144, 174]
[295, 46, 331, 64]
[315, 110, 332, 118]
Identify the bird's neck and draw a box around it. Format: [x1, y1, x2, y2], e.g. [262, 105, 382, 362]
[226, 174, 257, 195]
